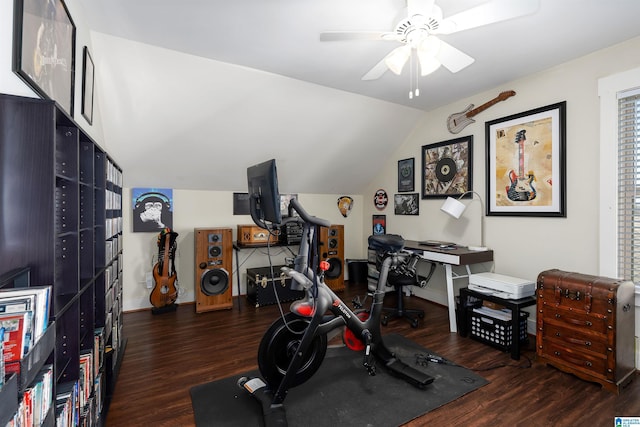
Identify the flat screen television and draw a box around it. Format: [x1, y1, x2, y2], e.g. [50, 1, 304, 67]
[247, 159, 282, 227]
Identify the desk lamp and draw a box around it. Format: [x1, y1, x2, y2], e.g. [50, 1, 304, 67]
[440, 191, 487, 251]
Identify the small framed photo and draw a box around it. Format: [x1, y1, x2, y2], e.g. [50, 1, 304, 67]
[394, 193, 419, 215]
[485, 101, 566, 217]
[422, 136, 473, 199]
[372, 215, 386, 235]
[397, 158, 415, 192]
[81, 46, 95, 124]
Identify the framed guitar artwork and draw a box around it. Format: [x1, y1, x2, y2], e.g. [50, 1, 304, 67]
[485, 102, 566, 217]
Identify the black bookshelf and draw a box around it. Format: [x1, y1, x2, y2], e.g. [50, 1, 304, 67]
[0, 93, 124, 425]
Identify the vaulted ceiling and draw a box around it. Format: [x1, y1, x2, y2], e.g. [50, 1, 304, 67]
[80, 0, 640, 194]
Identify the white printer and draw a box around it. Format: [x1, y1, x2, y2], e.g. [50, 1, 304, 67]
[468, 272, 535, 299]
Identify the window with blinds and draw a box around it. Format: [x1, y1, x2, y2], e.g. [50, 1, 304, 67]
[617, 89, 640, 283]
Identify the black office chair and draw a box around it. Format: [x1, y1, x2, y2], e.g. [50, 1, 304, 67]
[380, 251, 425, 328]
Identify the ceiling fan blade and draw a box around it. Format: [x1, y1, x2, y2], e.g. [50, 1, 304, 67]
[407, 0, 435, 17]
[437, 0, 540, 35]
[435, 40, 475, 73]
[361, 57, 391, 81]
[320, 31, 388, 42]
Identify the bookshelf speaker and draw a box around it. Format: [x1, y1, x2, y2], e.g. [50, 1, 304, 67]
[319, 224, 345, 292]
[194, 228, 233, 312]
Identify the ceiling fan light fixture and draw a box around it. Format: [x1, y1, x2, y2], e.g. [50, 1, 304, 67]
[418, 56, 441, 76]
[384, 45, 411, 75]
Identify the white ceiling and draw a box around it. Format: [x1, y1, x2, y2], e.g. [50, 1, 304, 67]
[80, 0, 640, 194]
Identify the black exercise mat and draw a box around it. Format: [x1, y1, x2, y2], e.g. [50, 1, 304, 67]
[190, 333, 488, 426]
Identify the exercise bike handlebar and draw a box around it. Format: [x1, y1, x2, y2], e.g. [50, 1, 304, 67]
[289, 198, 331, 229]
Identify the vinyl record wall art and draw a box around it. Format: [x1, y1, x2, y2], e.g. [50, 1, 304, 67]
[421, 136, 473, 199]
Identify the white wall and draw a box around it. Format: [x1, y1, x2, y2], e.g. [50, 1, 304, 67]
[122, 189, 364, 311]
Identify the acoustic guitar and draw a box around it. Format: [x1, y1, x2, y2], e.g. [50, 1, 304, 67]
[150, 229, 178, 308]
[447, 90, 516, 134]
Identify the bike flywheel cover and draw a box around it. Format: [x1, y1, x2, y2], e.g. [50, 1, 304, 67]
[342, 311, 369, 351]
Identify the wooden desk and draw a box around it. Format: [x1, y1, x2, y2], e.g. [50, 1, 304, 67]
[404, 240, 494, 333]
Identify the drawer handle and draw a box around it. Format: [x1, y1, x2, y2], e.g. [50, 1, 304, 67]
[585, 361, 592, 367]
[563, 288, 581, 300]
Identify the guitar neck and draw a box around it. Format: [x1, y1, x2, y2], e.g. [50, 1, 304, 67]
[518, 140, 525, 178]
[466, 91, 515, 118]
[466, 97, 505, 118]
[159, 235, 171, 276]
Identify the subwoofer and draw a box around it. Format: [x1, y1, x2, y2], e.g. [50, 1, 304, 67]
[194, 228, 233, 312]
[318, 224, 345, 291]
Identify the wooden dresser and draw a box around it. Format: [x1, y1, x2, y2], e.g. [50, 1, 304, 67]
[536, 269, 635, 394]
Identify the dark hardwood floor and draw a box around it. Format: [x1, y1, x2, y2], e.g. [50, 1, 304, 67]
[105, 282, 639, 426]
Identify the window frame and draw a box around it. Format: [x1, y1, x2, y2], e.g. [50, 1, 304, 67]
[598, 66, 640, 298]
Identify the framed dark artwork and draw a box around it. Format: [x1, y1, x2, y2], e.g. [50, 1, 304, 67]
[13, 0, 76, 116]
[233, 192, 250, 215]
[132, 188, 174, 232]
[372, 215, 386, 235]
[485, 101, 566, 217]
[397, 158, 415, 192]
[81, 46, 94, 124]
[394, 193, 419, 215]
[421, 136, 473, 199]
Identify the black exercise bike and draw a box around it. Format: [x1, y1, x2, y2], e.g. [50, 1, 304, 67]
[239, 197, 434, 427]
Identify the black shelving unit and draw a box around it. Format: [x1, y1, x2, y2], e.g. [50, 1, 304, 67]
[0, 93, 124, 425]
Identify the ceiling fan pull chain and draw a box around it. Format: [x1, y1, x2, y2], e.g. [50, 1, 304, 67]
[409, 51, 415, 99]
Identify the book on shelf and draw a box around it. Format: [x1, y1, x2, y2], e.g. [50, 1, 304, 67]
[79, 350, 94, 411]
[0, 312, 31, 372]
[0, 326, 4, 387]
[56, 381, 79, 427]
[0, 285, 51, 343]
[5, 364, 53, 427]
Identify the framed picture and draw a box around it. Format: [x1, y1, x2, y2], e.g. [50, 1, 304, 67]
[132, 188, 174, 232]
[13, 0, 76, 116]
[372, 215, 386, 235]
[397, 158, 415, 192]
[421, 136, 473, 199]
[485, 101, 566, 217]
[394, 193, 419, 215]
[81, 46, 94, 124]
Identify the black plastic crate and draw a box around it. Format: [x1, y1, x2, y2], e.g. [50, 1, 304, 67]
[468, 308, 528, 352]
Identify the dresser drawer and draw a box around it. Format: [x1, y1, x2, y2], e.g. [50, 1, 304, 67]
[540, 323, 608, 355]
[539, 340, 610, 380]
[539, 304, 609, 335]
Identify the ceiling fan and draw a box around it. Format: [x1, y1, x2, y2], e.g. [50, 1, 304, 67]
[320, 0, 540, 81]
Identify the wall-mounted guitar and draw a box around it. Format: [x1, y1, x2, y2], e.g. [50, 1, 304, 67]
[150, 227, 179, 312]
[447, 90, 516, 134]
[506, 129, 537, 201]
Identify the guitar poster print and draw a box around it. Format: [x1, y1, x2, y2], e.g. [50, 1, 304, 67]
[485, 102, 566, 217]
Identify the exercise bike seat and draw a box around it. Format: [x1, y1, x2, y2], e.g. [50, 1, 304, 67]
[368, 234, 404, 253]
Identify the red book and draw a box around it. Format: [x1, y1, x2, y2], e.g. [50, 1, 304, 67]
[0, 312, 29, 365]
